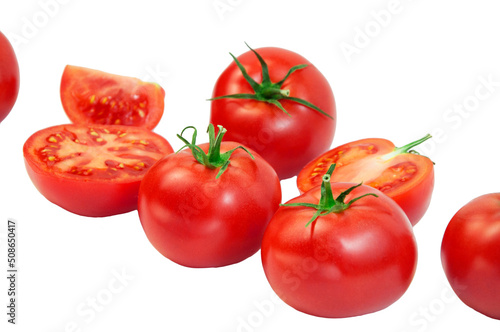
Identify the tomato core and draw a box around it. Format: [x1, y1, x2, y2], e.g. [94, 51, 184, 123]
[307, 144, 380, 185]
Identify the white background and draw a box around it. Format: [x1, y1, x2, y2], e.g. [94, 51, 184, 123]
[1, 0, 500, 331]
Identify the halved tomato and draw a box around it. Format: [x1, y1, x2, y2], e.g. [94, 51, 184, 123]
[297, 135, 434, 226]
[23, 124, 173, 217]
[60, 65, 165, 129]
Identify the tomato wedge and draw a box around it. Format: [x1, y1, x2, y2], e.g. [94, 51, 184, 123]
[23, 124, 173, 217]
[297, 135, 434, 226]
[60, 65, 165, 129]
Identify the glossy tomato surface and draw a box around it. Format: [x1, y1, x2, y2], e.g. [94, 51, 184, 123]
[0, 31, 20, 124]
[138, 141, 282, 268]
[441, 193, 500, 320]
[61, 65, 164, 129]
[210, 47, 336, 180]
[262, 183, 417, 318]
[24, 124, 173, 217]
[297, 138, 434, 226]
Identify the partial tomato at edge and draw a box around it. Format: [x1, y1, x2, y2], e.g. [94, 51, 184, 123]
[60, 65, 165, 129]
[0, 31, 20, 124]
[441, 193, 500, 320]
[23, 124, 173, 217]
[297, 136, 434, 226]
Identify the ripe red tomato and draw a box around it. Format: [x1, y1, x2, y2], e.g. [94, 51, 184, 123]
[138, 125, 281, 268]
[297, 135, 434, 226]
[0, 31, 20, 124]
[60, 65, 165, 129]
[441, 193, 500, 320]
[24, 124, 173, 217]
[210, 45, 336, 180]
[262, 165, 417, 318]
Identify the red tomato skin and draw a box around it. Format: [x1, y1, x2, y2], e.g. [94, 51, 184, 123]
[138, 142, 282, 268]
[23, 124, 173, 217]
[210, 47, 336, 180]
[24, 160, 142, 217]
[0, 31, 20, 123]
[261, 184, 417, 318]
[441, 193, 500, 320]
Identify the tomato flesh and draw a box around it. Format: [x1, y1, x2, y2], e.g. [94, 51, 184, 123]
[75, 87, 151, 127]
[297, 138, 434, 226]
[61, 65, 164, 129]
[367, 161, 418, 193]
[24, 124, 173, 217]
[306, 142, 384, 185]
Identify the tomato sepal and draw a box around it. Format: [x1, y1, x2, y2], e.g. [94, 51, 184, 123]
[283, 164, 378, 226]
[177, 123, 254, 179]
[209, 43, 333, 120]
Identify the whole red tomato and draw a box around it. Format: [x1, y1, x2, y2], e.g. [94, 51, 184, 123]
[0, 31, 20, 124]
[138, 124, 281, 268]
[441, 193, 500, 320]
[24, 124, 173, 217]
[297, 135, 434, 226]
[210, 44, 336, 180]
[262, 164, 417, 318]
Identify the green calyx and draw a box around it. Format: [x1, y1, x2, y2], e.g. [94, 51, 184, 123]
[177, 124, 254, 179]
[209, 42, 333, 119]
[282, 164, 378, 227]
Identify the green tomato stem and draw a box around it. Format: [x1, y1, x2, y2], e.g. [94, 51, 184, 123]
[209, 43, 333, 120]
[259, 87, 290, 99]
[380, 134, 432, 162]
[281, 163, 378, 227]
[177, 124, 254, 179]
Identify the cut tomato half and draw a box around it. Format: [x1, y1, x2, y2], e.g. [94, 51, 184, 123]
[297, 136, 434, 226]
[60, 65, 165, 129]
[23, 124, 173, 217]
